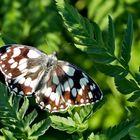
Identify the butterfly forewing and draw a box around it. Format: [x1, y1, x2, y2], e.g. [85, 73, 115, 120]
[0, 45, 45, 96]
[35, 61, 102, 112]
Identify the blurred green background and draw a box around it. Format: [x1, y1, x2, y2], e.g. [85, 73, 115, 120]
[0, 0, 140, 139]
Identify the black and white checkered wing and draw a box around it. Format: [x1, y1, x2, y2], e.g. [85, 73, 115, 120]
[35, 61, 103, 112]
[0, 44, 45, 96]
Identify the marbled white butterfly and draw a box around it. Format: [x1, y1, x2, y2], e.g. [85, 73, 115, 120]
[0, 44, 103, 112]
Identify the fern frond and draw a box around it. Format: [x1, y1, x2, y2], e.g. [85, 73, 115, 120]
[0, 83, 51, 139]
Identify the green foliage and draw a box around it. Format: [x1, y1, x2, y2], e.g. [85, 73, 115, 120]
[0, 83, 51, 140]
[55, 0, 140, 139]
[50, 106, 95, 134]
[105, 119, 136, 140]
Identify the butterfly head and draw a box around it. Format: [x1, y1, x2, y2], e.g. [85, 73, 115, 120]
[45, 53, 58, 68]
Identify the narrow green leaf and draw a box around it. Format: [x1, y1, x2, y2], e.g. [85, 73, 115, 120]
[8, 93, 14, 107]
[121, 14, 133, 65]
[95, 63, 125, 77]
[75, 43, 115, 64]
[1, 129, 17, 140]
[79, 105, 93, 123]
[30, 118, 51, 137]
[107, 15, 115, 54]
[73, 112, 82, 124]
[50, 115, 76, 134]
[128, 90, 140, 102]
[92, 22, 104, 47]
[24, 109, 38, 127]
[17, 97, 29, 120]
[115, 76, 139, 94]
[12, 96, 21, 113]
[105, 119, 136, 140]
[89, 52, 115, 63]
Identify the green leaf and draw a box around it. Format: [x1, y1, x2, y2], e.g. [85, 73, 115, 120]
[115, 76, 139, 94]
[92, 22, 104, 47]
[17, 97, 29, 120]
[50, 115, 76, 134]
[56, 0, 97, 46]
[128, 90, 140, 102]
[1, 129, 17, 140]
[121, 14, 133, 65]
[89, 52, 115, 63]
[24, 109, 38, 127]
[50, 105, 99, 134]
[88, 133, 95, 140]
[95, 63, 125, 77]
[75, 45, 115, 63]
[105, 119, 136, 140]
[30, 118, 51, 138]
[129, 126, 140, 140]
[56, 0, 115, 64]
[107, 15, 115, 54]
[87, 133, 107, 140]
[70, 105, 93, 124]
[12, 96, 21, 113]
[0, 34, 16, 44]
[79, 105, 93, 122]
[73, 112, 82, 124]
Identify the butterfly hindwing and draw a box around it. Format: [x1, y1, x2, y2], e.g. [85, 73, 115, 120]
[35, 61, 102, 112]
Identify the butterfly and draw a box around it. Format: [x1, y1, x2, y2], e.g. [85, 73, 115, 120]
[0, 44, 103, 112]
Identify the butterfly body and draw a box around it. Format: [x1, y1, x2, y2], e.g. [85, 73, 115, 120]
[0, 44, 103, 112]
